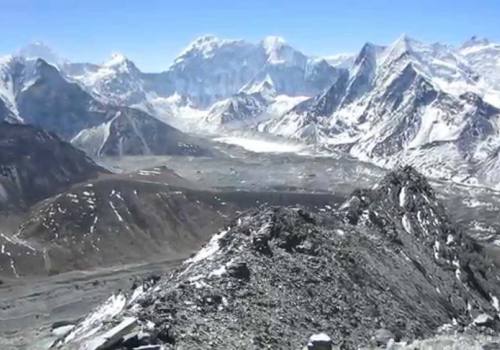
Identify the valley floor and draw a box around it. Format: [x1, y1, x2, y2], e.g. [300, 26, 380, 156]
[0, 257, 182, 350]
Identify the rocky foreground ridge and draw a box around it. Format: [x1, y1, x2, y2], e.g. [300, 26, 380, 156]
[54, 167, 500, 349]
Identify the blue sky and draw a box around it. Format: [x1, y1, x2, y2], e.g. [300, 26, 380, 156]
[1, 0, 499, 71]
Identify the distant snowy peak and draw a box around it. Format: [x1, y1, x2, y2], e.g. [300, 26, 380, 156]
[0, 56, 213, 158]
[0, 55, 19, 119]
[0, 56, 63, 122]
[165, 35, 340, 107]
[459, 37, 500, 97]
[84, 52, 141, 78]
[204, 90, 308, 130]
[261, 35, 286, 63]
[67, 52, 146, 106]
[261, 35, 287, 51]
[376, 35, 481, 99]
[173, 35, 244, 63]
[46, 34, 343, 116]
[204, 92, 269, 128]
[260, 36, 305, 66]
[324, 53, 355, 69]
[99, 53, 142, 81]
[355, 42, 386, 63]
[174, 35, 308, 67]
[264, 34, 500, 187]
[18, 41, 65, 66]
[383, 34, 414, 57]
[240, 73, 276, 98]
[103, 52, 134, 69]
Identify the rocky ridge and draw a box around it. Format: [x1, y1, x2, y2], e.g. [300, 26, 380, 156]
[55, 167, 500, 349]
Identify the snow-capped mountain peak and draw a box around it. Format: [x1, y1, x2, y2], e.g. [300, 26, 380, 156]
[18, 41, 64, 66]
[458, 36, 500, 106]
[263, 34, 500, 188]
[162, 35, 336, 107]
[375, 35, 479, 98]
[240, 73, 276, 97]
[260, 35, 306, 66]
[0, 56, 57, 122]
[261, 35, 287, 54]
[323, 53, 355, 68]
[174, 34, 239, 63]
[352, 42, 385, 66]
[103, 52, 129, 67]
[100, 52, 140, 76]
[380, 34, 441, 67]
[0, 54, 15, 66]
[384, 34, 414, 59]
[0, 55, 21, 121]
[63, 52, 145, 107]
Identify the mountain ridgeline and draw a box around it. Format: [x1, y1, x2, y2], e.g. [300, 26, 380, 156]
[0, 57, 214, 158]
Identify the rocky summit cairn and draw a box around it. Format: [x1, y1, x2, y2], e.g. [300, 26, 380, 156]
[55, 167, 500, 349]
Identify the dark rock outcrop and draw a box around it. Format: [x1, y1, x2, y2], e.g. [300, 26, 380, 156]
[0, 122, 104, 210]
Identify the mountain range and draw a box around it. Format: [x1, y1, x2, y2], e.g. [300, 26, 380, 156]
[2, 35, 500, 187]
[2, 35, 500, 350]
[0, 55, 213, 158]
[264, 35, 500, 185]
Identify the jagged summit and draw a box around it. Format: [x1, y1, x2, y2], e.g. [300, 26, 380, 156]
[352, 42, 385, 65]
[185, 34, 225, 47]
[173, 34, 240, 62]
[104, 52, 130, 67]
[98, 53, 141, 78]
[264, 34, 500, 185]
[56, 168, 500, 349]
[240, 73, 276, 96]
[261, 35, 287, 53]
[377, 165, 435, 197]
[383, 34, 416, 61]
[342, 166, 441, 222]
[260, 35, 306, 66]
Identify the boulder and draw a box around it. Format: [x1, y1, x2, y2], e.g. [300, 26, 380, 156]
[51, 325, 75, 338]
[307, 333, 332, 350]
[373, 328, 395, 346]
[93, 317, 137, 350]
[227, 261, 251, 281]
[473, 314, 495, 327]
